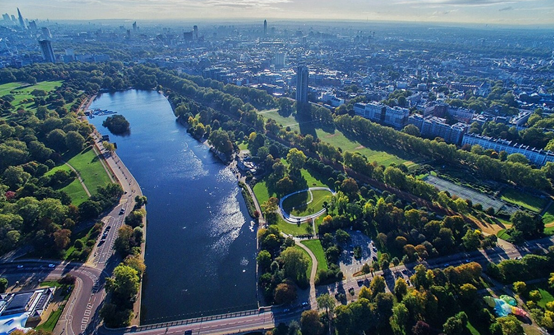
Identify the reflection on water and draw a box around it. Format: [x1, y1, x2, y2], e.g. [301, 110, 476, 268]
[89, 90, 257, 324]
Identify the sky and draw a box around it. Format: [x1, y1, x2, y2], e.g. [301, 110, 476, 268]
[4, 0, 554, 26]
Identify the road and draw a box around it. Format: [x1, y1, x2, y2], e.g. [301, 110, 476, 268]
[0, 261, 107, 335]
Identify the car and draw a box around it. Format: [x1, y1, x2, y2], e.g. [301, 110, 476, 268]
[48, 264, 55, 268]
[302, 301, 309, 307]
[357, 280, 364, 286]
[184, 330, 192, 335]
[119, 208, 125, 215]
[444, 263, 450, 267]
[17, 265, 23, 269]
[283, 308, 290, 313]
[516, 256, 522, 260]
[105, 225, 112, 231]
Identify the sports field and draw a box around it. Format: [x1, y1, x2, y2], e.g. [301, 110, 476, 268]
[424, 175, 505, 212]
[500, 188, 547, 213]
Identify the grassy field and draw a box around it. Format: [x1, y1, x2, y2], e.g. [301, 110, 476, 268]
[293, 245, 313, 280]
[500, 189, 547, 213]
[0, 81, 64, 113]
[529, 283, 554, 309]
[46, 163, 89, 206]
[37, 307, 63, 332]
[543, 206, 554, 224]
[256, 108, 414, 167]
[314, 128, 413, 167]
[65, 147, 111, 195]
[258, 109, 301, 131]
[275, 216, 312, 236]
[282, 189, 333, 217]
[47, 147, 110, 205]
[301, 239, 328, 272]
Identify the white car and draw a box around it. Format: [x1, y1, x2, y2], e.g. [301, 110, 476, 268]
[48, 264, 55, 268]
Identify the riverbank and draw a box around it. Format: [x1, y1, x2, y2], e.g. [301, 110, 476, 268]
[81, 93, 147, 326]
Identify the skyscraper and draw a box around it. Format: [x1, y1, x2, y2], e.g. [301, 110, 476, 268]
[264, 20, 267, 36]
[296, 65, 309, 113]
[17, 8, 25, 30]
[133, 21, 137, 31]
[193, 25, 198, 40]
[39, 40, 55, 63]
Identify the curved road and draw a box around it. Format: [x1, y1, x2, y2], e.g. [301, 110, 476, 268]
[0, 261, 107, 335]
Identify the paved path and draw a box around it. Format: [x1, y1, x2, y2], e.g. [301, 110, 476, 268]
[295, 240, 317, 309]
[63, 161, 92, 197]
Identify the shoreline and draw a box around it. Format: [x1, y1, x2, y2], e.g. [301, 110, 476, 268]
[81, 93, 147, 326]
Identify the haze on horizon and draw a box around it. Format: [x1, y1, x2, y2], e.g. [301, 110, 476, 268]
[5, 0, 554, 26]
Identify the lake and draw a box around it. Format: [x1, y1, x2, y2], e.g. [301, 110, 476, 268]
[89, 90, 257, 324]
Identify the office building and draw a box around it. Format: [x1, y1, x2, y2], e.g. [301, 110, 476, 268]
[296, 65, 309, 106]
[264, 20, 267, 36]
[193, 25, 198, 40]
[41, 27, 52, 39]
[17, 8, 25, 29]
[133, 21, 137, 31]
[39, 39, 55, 63]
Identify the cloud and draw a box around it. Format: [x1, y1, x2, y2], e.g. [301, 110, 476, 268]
[499, 6, 513, 10]
[205, 0, 291, 7]
[396, 0, 533, 6]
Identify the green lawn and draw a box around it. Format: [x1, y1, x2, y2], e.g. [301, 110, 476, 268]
[46, 163, 89, 206]
[500, 189, 547, 213]
[64, 147, 111, 195]
[542, 205, 554, 224]
[314, 128, 412, 167]
[530, 284, 554, 309]
[253, 180, 271, 207]
[282, 189, 333, 217]
[37, 307, 64, 332]
[293, 245, 312, 280]
[301, 240, 328, 272]
[497, 229, 511, 241]
[274, 216, 312, 236]
[46, 147, 110, 205]
[256, 108, 414, 167]
[0, 81, 64, 107]
[258, 109, 300, 131]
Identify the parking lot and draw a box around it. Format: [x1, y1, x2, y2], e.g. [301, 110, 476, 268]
[338, 230, 377, 279]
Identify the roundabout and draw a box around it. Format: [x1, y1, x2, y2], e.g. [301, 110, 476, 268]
[279, 187, 335, 223]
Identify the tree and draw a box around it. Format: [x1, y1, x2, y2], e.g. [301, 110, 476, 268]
[340, 178, 359, 199]
[257, 250, 272, 271]
[513, 281, 527, 295]
[370, 275, 386, 298]
[0, 277, 8, 293]
[511, 210, 542, 239]
[3, 166, 31, 190]
[123, 254, 146, 277]
[316, 293, 336, 335]
[412, 321, 432, 335]
[53, 229, 71, 251]
[300, 310, 324, 335]
[390, 303, 409, 335]
[496, 315, 524, 335]
[102, 115, 130, 134]
[65, 131, 85, 153]
[280, 247, 309, 284]
[274, 282, 297, 304]
[105, 264, 139, 306]
[287, 148, 306, 171]
[394, 278, 408, 300]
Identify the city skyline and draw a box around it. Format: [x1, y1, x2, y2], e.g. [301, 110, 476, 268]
[3, 0, 554, 26]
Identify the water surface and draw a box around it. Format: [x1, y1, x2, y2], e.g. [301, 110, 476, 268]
[89, 90, 257, 324]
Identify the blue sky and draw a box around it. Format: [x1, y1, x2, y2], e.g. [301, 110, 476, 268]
[5, 0, 554, 25]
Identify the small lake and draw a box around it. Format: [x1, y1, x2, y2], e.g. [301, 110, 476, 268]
[89, 90, 257, 324]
